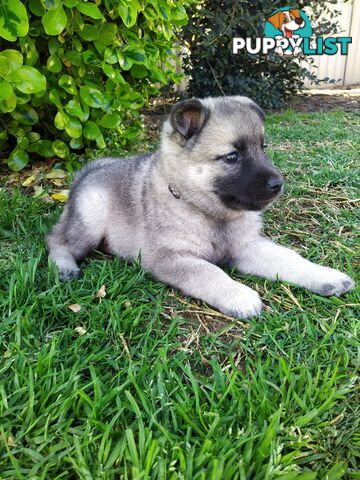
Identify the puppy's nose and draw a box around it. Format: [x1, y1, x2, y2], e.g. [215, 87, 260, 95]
[266, 175, 283, 193]
[295, 18, 304, 25]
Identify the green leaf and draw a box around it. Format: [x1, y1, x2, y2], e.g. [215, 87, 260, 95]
[40, 0, 61, 10]
[27, 139, 54, 157]
[82, 50, 98, 65]
[58, 74, 76, 94]
[7, 66, 46, 94]
[101, 92, 116, 112]
[0, 0, 29, 41]
[122, 91, 144, 109]
[69, 137, 83, 149]
[65, 114, 82, 138]
[123, 45, 145, 64]
[102, 62, 125, 83]
[78, 24, 99, 41]
[0, 56, 7, 75]
[55, 110, 82, 138]
[19, 36, 39, 66]
[171, 4, 188, 27]
[47, 53, 62, 73]
[8, 148, 29, 171]
[65, 98, 88, 121]
[54, 110, 66, 129]
[48, 37, 60, 55]
[63, 0, 77, 6]
[149, 66, 167, 83]
[99, 112, 122, 129]
[131, 64, 147, 79]
[142, 6, 157, 27]
[52, 139, 69, 158]
[0, 79, 14, 99]
[104, 48, 118, 65]
[83, 120, 105, 148]
[27, 131, 41, 143]
[117, 52, 132, 71]
[10, 105, 38, 125]
[98, 23, 117, 46]
[155, 1, 170, 21]
[0, 94, 17, 112]
[49, 88, 62, 107]
[42, 5, 67, 35]
[76, 0, 104, 20]
[28, 0, 45, 16]
[64, 50, 83, 66]
[80, 86, 104, 108]
[17, 136, 29, 148]
[118, 1, 138, 28]
[8, 126, 25, 138]
[15, 91, 31, 105]
[0, 49, 23, 75]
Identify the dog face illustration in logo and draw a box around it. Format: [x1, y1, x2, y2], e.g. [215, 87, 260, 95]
[267, 9, 305, 39]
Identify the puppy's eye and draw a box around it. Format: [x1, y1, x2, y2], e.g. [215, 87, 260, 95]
[224, 151, 242, 164]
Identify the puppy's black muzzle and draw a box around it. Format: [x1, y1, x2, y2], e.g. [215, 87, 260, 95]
[215, 167, 284, 211]
[266, 174, 284, 194]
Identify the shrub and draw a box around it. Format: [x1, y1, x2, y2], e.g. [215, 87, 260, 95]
[181, 0, 342, 109]
[0, 0, 191, 171]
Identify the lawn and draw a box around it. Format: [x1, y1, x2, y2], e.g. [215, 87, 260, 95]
[0, 109, 359, 479]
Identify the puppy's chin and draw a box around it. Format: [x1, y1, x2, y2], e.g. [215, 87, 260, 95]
[219, 195, 277, 211]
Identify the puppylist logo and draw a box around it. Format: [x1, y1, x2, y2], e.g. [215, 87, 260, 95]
[233, 7, 352, 57]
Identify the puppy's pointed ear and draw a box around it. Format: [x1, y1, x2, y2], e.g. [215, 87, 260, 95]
[268, 12, 283, 30]
[170, 99, 209, 141]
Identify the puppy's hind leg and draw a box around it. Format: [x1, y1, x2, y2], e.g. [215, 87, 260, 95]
[47, 242, 82, 280]
[47, 206, 99, 281]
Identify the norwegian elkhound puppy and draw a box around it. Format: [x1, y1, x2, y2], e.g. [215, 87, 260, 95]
[47, 96, 355, 318]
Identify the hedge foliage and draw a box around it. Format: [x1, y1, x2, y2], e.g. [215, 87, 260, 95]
[181, 0, 342, 109]
[0, 0, 191, 171]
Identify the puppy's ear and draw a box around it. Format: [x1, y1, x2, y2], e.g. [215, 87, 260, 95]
[249, 103, 265, 122]
[267, 12, 283, 30]
[170, 99, 209, 141]
[289, 8, 300, 18]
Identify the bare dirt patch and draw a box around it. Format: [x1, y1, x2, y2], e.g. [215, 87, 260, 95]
[293, 88, 360, 113]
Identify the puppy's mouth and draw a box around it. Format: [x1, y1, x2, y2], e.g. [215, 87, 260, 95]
[219, 195, 274, 211]
[284, 26, 293, 39]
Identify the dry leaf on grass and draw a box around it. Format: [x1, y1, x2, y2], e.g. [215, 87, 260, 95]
[33, 185, 44, 197]
[7, 436, 15, 447]
[68, 303, 81, 313]
[74, 326, 87, 336]
[52, 190, 69, 202]
[45, 169, 67, 179]
[22, 174, 37, 187]
[95, 285, 106, 298]
[50, 178, 66, 187]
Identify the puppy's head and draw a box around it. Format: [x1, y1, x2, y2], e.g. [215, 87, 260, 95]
[268, 9, 305, 38]
[160, 96, 283, 218]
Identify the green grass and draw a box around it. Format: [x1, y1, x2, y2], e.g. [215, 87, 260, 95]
[0, 110, 359, 479]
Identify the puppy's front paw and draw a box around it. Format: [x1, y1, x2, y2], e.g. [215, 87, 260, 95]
[220, 284, 263, 319]
[312, 268, 355, 297]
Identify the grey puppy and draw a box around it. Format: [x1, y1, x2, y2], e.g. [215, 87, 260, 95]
[47, 96, 355, 318]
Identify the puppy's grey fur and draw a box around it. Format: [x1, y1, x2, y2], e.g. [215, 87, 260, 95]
[47, 96, 354, 318]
